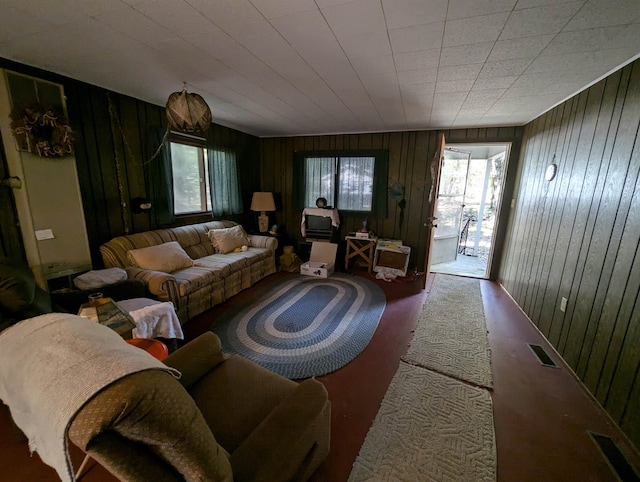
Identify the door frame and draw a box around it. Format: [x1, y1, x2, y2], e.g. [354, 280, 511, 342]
[428, 141, 513, 280]
[422, 132, 445, 287]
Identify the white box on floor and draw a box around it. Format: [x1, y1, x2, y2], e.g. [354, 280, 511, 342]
[300, 242, 337, 278]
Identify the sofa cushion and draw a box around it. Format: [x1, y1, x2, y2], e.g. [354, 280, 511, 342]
[0, 263, 36, 313]
[127, 241, 195, 273]
[207, 226, 251, 254]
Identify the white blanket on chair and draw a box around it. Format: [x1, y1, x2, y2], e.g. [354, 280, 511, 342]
[0, 313, 180, 482]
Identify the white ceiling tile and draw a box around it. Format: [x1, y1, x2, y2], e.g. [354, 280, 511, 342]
[95, 5, 177, 45]
[394, 49, 441, 71]
[439, 42, 493, 66]
[500, 2, 584, 39]
[350, 55, 397, 74]
[338, 31, 393, 58]
[435, 78, 475, 93]
[443, 12, 510, 47]
[472, 76, 518, 90]
[514, 0, 573, 9]
[400, 82, 436, 99]
[478, 58, 532, 78]
[465, 89, 506, 103]
[250, 0, 318, 19]
[397, 68, 438, 85]
[382, 0, 447, 29]
[526, 49, 635, 74]
[564, 0, 640, 30]
[437, 64, 484, 81]
[488, 35, 554, 61]
[0, 0, 638, 136]
[544, 26, 625, 55]
[186, 0, 264, 29]
[446, 0, 517, 20]
[134, 0, 216, 35]
[321, 0, 387, 37]
[389, 23, 445, 53]
[0, 6, 57, 41]
[68, 0, 131, 16]
[4, 0, 87, 27]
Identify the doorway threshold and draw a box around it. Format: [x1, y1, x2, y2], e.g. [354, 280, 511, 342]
[431, 254, 487, 278]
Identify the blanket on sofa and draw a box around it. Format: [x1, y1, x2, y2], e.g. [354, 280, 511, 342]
[0, 313, 180, 482]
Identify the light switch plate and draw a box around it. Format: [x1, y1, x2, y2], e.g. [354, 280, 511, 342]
[35, 229, 55, 240]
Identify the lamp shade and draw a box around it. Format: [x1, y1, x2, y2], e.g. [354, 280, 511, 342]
[250, 192, 276, 212]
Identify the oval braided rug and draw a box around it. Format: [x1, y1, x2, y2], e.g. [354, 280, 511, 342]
[211, 273, 386, 379]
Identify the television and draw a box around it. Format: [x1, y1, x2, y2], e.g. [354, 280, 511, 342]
[305, 215, 333, 241]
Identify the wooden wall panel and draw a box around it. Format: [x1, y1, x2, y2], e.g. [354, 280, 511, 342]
[499, 58, 640, 451]
[0, 58, 259, 268]
[259, 128, 523, 274]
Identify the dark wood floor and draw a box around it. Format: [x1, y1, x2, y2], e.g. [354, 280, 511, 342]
[1, 270, 639, 481]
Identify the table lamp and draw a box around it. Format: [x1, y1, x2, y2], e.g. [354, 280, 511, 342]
[250, 192, 276, 233]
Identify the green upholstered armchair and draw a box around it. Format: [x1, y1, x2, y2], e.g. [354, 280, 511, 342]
[68, 332, 331, 482]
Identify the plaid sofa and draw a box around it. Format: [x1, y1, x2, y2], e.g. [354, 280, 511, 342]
[100, 221, 277, 323]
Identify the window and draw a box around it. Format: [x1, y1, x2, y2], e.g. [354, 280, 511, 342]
[298, 150, 387, 214]
[170, 140, 210, 214]
[168, 136, 243, 217]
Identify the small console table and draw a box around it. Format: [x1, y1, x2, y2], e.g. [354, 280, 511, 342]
[345, 235, 378, 272]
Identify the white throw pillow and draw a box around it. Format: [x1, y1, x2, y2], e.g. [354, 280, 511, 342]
[127, 241, 194, 273]
[73, 268, 128, 290]
[207, 225, 251, 254]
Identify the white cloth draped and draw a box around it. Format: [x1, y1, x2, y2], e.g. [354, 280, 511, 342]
[0, 314, 180, 482]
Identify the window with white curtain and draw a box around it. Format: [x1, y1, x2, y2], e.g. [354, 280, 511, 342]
[304, 155, 375, 212]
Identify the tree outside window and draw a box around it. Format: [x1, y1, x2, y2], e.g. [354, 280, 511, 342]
[170, 141, 210, 214]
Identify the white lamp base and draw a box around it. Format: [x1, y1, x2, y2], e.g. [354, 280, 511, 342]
[258, 213, 269, 233]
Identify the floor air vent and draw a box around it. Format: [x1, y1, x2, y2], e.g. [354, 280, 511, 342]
[527, 343, 558, 368]
[588, 432, 640, 481]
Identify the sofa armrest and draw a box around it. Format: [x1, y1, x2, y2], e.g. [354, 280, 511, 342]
[230, 378, 331, 482]
[163, 332, 228, 389]
[126, 267, 179, 304]
[248, 235, 278, 252]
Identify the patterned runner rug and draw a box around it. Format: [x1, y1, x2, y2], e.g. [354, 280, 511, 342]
[403, 273, 493, 389]
[211, 273, 386, 379]
[350, 274, 496, 481]
[348, 362, 496, 481]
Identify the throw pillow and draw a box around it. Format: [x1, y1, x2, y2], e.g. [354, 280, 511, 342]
[207, 225, 251, 254]
[127, 241, 195, 273]
[73, 268, 128, 290]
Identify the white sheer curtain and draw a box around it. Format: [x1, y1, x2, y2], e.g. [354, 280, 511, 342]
[304, 157, 336, 207]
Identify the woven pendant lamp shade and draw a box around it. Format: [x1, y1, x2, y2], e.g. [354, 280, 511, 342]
[165, 87, 212, 134]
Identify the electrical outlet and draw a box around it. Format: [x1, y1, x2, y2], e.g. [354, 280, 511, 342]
[560, 297, 568, 312]
[511, 199, 516, 208]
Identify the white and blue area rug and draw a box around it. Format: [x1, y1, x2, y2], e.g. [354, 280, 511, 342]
[211, 273, 386, 379]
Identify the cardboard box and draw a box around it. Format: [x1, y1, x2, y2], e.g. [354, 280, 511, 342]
[300, 242, 338, 278]
[374, 243, 411, 277]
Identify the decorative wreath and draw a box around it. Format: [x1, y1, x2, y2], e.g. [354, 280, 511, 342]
[9, 104, 74, 157]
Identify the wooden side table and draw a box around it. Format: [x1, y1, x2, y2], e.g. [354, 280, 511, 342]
[345, 236, 378, 272]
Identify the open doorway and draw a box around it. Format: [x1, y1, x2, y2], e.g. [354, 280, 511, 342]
[430, 143, 510, 279]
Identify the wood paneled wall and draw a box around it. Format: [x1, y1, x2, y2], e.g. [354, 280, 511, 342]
[500, 58, 640, 449]
[0, 58, 260, 268]
[260, 127, 523, 273]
